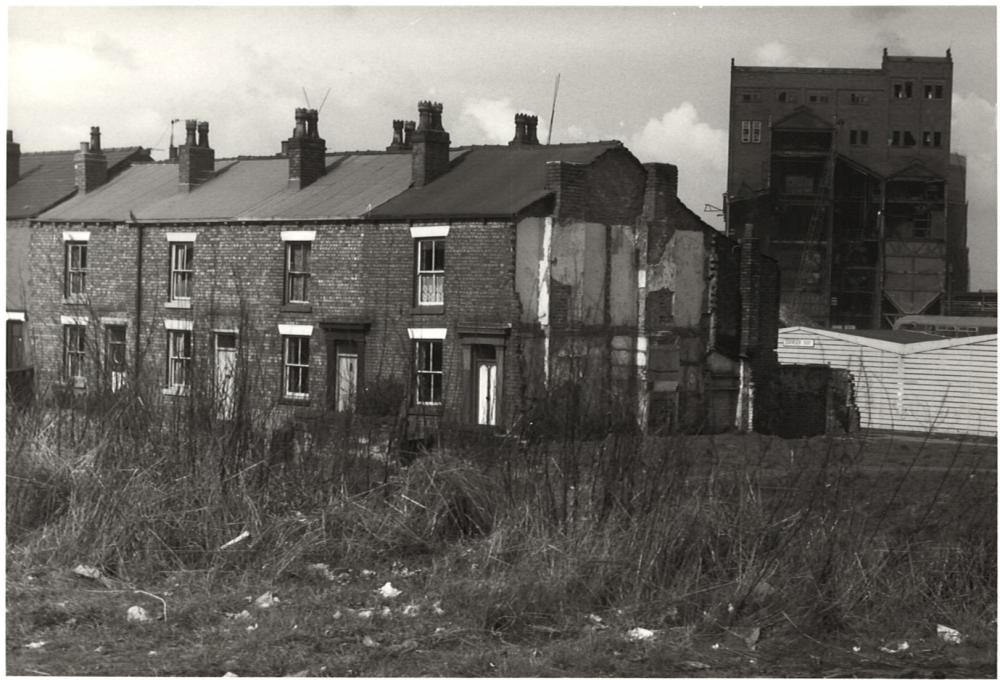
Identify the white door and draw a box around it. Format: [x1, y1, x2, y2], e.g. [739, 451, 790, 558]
[336, 350, 358, 412]
[477, 362, 497, 425]
[215, 333, 237, 420]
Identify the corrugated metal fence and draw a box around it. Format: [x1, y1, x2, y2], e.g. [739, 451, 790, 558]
[777, 328, 997, 437]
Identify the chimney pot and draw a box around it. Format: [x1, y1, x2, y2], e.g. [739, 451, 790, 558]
[510, 112, 540, 146]
[197, 121, 209, 148]
[80, 142, 90, 152]
[89, 126, 101, 152]
[185, 119, 197, 146]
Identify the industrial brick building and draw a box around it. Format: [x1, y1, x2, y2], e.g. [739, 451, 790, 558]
[25, 104, 778, 435]
[725, 49, 969, 330]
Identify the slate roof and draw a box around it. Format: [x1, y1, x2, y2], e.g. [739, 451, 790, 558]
[833, 328, 945, 344]
[6, 147, 149, 219]
[370, 142, 623, 219]
[38, 152, 420, 222]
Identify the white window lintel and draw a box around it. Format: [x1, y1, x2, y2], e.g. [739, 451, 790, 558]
[279, 324, 314, 337]
[281, 230, 316, 242]
[407, 327, 447, 340]
[60, 315, 89, 326]
[63, 231, 91, 242]
[166, 232, 197, 242]
[100, 317, 128, 326]
[6, 311, 26, 322]
[410, 225, 450, 239]
[165, 318, 194, 331]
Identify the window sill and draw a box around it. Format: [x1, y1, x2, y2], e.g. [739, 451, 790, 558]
[279, 396, 312, 407]
[409, 404, 443, 416]
[63, 298, 88, 306]
[162, 385, 190, 397]
[281, 303, 313, 313]
[165, 300, 192, 310]
[411, 305, 445, 316]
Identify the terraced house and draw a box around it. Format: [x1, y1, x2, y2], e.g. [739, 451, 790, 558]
[26, 102, 778, 435]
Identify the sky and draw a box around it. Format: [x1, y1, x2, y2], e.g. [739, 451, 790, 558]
[7, 5, 997, 289]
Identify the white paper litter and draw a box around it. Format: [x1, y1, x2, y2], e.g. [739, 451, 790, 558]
[378, 582, 402, 599]
[254, 592, 279, 609]
[72, 564, 102, 580]
[218, 530, 250, 550]
[937, 624, 963, 644]
[25, 641, 47, 649]
[879, 641, 909, 654]
[626, 627, 657, 641]
[127, 605, 152, 623]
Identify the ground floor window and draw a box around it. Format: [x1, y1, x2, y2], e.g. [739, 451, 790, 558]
[415, 340, 443, 405]
[7, 320, 25, 369]
[167, 329, 192, 390]
[283, 335, 310, 399]
[105, 325, 127, 392]
[64, 325, 86, 386]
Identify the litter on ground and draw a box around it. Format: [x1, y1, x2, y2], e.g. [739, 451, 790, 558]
[378, 582, 402, 599]
[127, 605, 152, 623]
[254, 592, 279, 609]
[937, 624, 963, 644]
[626, 627, 657, 641]
[879, 641, 910, 654]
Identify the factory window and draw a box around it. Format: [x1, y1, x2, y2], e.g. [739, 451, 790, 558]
[903, 131, 916, 147]
[740, 120, 762, 144]
[890, 131, 916, 147]
[739, 90, 762, 103]
[913, 215, 931, 239]
[807, 91, 830, 104]
[921, 131, 942, 148]
[849, 130, 869, 146]
[777, 90, 798, 103]
[924, 83, 945, 99]
[893, 81, 913, 99]
[849, 92, 870, 104]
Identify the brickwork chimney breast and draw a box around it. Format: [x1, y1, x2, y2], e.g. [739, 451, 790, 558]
[74, 127, 108, 194]
[178, 119, 215, 192]
[411, 101, 450, 187]
[7, 130, 20, 188]
[286, 108, 326, 190]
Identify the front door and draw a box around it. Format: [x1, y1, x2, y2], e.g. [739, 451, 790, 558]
[473, 345, 497, 426]
[215, 333, 238, 420]
[335, 341, 358, 413]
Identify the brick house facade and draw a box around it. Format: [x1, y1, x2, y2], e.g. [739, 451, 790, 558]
[27, 104, 778, 435]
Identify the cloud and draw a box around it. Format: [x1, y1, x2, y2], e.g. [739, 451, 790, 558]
[93, 33, 136, 69]
[753, 41, 828, 68]
[951, 92, 998, 289]
[627, 102, 728, 226]
[454, 97, 548, 145]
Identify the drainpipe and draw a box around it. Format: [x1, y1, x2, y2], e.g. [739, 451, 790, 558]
[133, 216, 144, 380]
[636, 223, 649, 431]
[539, 216, 553, 387]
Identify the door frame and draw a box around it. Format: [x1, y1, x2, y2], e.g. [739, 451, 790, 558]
[321, 320, 371, 413]
[457, 325, 508, 427]
[214, 331, 239, 421]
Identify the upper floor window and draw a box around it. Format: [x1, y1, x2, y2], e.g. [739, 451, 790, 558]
[924, 83, 945, 99]
[777, 91, 798, 104]
[411, 225, 449, 307]
[922, 131, 943, 148]
[807, 91, 830, 104]
[281, 231, 315, 306]
[849, 92, 870, 104]
[738, 90, 762, 103]
[890, 131, 917, 147]
[893, 81, 913, 99]
[167, 233, 196, 304]
[740, 120, 762, 144]
[63, 232, 90, 299]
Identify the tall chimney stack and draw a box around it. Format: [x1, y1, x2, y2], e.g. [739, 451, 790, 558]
[286, 107, 326, 190]
[178, 119, 215, 191]
[411, 101, 450, 187]
[74, 126, 108, 194]
[386, 119, 417, 151]
[7, 130, 20, 187]
[509, 113, 540, 146]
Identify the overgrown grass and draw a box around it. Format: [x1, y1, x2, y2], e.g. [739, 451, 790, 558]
[6, 393, 997, 675]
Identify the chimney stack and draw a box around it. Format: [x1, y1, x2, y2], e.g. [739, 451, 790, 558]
[286, 107, 326, 190]
[509, 113, 540, 146]
[74, 126, 108, 194]
[642, 163, 679, 222]
[411, 101, 450, 187]
[178, 119, 215, 191]
[386, 119, 417, 151]
[7, 130, 20, 187]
